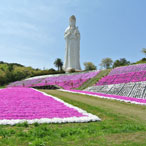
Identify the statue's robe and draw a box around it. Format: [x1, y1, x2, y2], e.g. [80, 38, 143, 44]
[63, 26, 81, 72]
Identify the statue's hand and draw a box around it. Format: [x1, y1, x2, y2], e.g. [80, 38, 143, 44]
[65, 31, 71, 38]
[74, 30, 78, 35]
[68, 30, 72, 35]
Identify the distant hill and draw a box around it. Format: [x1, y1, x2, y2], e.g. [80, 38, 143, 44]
[0, 61, 24, 67]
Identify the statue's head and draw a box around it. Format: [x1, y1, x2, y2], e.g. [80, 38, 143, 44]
[69, 15, 76, 27]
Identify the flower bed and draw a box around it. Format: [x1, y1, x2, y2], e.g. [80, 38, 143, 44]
[0, 87, 100, 125]
[109, 63, 146, 76]
[96, 70, 146, 85]
[8, 71, 100, 89]
[59, 89, 146, 105]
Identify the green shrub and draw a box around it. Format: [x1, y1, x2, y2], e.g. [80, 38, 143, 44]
[68, 68, 76, 73]
[30, 139, 46, 146]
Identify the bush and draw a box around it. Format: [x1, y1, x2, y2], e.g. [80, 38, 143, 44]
[113, 58, 130, 68]
[68, 68, 76, 73]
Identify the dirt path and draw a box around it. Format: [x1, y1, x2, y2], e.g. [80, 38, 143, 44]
[41, 89, 146, 124]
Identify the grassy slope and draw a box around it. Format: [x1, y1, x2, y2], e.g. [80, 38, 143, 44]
[77, 69, 111, 90]
[0, 89, 145, 146]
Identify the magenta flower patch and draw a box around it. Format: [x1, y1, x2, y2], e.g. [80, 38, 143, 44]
[8, 71, 100, 89]
[96, 64, 146, 86]
[0, 87, 100, 125]
[109, 63, 146, 76]
[96, 71, 146, 86]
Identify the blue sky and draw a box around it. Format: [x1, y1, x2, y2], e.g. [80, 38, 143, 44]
[0, 0, 145, 70]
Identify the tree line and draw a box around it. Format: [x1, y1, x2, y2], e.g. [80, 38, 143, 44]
[54, 48, 146, 71]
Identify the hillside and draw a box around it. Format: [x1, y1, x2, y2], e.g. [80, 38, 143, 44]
[5, 61, 146, 101]
[8, 70, 100, 89]
[77, 69, 111, 90]
[0, 61, 64, 86]
[134, 58, 146, 64]
[85, 63, 146, 99]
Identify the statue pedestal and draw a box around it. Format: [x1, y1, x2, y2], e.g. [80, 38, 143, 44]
[65, 68, 82, 73]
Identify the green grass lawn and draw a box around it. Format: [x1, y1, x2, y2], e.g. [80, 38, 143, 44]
[0, 89, 146, 146]
[0, 86, 6, 89]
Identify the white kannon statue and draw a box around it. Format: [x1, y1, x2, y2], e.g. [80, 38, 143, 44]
[63, 15, 81, 72]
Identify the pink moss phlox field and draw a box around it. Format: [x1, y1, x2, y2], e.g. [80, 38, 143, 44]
[108, 63, 146, 76]
[62, 89, 146, 105]
[96, 70, 146, 85]
[96, 64, 146, 86]
[8, 71, 100, 89]
[0, 87, 100, 124]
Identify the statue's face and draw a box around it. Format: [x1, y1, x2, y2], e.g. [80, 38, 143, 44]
[69, 19, 76, 27]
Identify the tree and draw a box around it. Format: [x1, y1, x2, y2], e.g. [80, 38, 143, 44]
[84, 62, 97, 71]
[113, 58, 130, 68]
[0, 69, 7, 85]
[100, 58, 113, 69]
[54, 58, 63, 71]
[142, 48, 146, 57]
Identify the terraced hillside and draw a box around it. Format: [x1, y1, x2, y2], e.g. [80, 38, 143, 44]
[8, 70, 100, 89]
[7, 64, 146, 102]
[85, 64, 146, 99]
